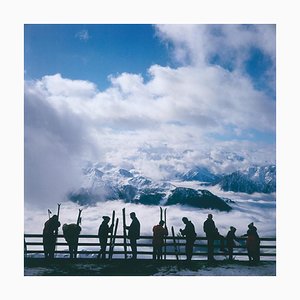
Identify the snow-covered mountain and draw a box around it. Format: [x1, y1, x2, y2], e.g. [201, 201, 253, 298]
[68, 160, 276, 211]
[166, 187, 232, 211]
[173, 163, 276, 194]
[213, 165, 276, 194]
[176, 166, 220, 182]
[69, 163, 172, 205]
[68, 163, 232, 211]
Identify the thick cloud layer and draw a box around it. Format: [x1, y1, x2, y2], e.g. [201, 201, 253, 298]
[24, 25, 275, 208]
[24, 192, 276, 237]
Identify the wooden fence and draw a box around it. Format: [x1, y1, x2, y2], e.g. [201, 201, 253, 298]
[24, 234, 276, 261]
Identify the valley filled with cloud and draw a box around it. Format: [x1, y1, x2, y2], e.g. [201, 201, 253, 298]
[25, 25, 275, 215]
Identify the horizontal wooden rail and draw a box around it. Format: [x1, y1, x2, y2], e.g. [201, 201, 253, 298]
[25, 242, 275, 249]
[24, 234, 276, 241]
[24, 234, 276, 261]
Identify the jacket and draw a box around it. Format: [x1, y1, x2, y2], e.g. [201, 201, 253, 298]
[152, 225, 168, 246]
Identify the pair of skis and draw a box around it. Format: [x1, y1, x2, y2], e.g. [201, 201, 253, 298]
[108, 210, 119, 260]
[74, 208, 83, 258]
[47, 203, 61, 221]
[160, 207, 167, 224]
[47, 203, 61, 258]
[160, 207, 167, 260]
[122, 208, 128, 259]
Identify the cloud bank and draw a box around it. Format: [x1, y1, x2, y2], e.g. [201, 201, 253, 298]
[24, 25, 275, 207]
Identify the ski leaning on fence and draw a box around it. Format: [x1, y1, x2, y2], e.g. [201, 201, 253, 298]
[54, 203, 61, 257]
[163, 207, 167, 260]
[171, 226, 179, 261]
[122, 208, 128, 259]
[108, 210, 115, 256]
[109, 218, 119, 260]
[75, 208, 82, 258]
[159, 206, 168, 260]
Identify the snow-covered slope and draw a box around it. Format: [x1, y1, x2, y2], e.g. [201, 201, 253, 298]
[68, 161, 276, 209]
[68, 163, 232, 211]
[213, 165, 276, 194]
[166, 187, 232, 211]
[177, 166, 220, 182]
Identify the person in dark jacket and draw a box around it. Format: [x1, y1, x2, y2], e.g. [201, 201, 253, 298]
[62, 223, 82, 259]
[180, 217, 197, 261]
[43, 215, 61, 259]
[242, 222, 260, 263]
[152, 220, 168, 260]
[226, 226, 239, 261]
[126, 212, 140, 259]
[97, 216, 113, 260]
[203, 214, 216, 261]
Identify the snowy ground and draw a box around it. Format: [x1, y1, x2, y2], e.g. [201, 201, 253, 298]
[24, 259, 275, 276]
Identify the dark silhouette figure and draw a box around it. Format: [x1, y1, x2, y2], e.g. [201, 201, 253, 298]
[214, 227, 226, 252]
[97, 216, 113, 260]
[242, 222, 260, 263]
[180, 217, 197, 261]
[63, 223, 81, 259]
[203, 214, 216, 261]
[62, 210, 82, 259]
[43, 215, 61, 259]
[226, 226, 239, 261]
[152, 220, 168, 260]
[126, 212, 140, 259]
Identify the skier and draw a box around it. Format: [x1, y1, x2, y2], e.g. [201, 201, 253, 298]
[242, 222, 260, 264]
[203, 214, 216, 261]
[125, 212, 140, 259]
[179, 217, 197, 261]
[226, 226, 239, 261]
[152, 220, 168, 260]
[62, 209, 82, 259]
[43, 214, 61, 259]
[97, 216, 113, 260]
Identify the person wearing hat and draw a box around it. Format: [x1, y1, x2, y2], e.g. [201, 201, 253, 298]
[242, 222, 260, 263]
[180, 217, 197, 261]
[97, 216, 112, 259]
[203, 214, 217, 261]
[126, 212, 141, 259]
[152, 220, 168, 260]
[226, 226, 239, 261]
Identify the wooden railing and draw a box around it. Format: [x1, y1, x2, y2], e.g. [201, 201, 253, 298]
[24, 234, 276, 261]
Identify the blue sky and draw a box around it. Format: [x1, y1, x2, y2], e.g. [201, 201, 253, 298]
[24, 24, 276, 205]
[25, 24, 173, 90]
[24, 24, 275, 97]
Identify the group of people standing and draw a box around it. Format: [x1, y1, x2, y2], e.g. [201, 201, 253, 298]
[195, 213, 260, 263]
[152, 213, 260, 263]
[43, 211, 82, 259]
[42, 210, 260, 263]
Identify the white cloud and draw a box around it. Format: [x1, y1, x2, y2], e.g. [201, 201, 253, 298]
[155, 24, 276, 68]
[25, 77, 104, 207]
[25, 194, 276, 237]
[25, 25, 275, 207]
[75, 29, 90, 41]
